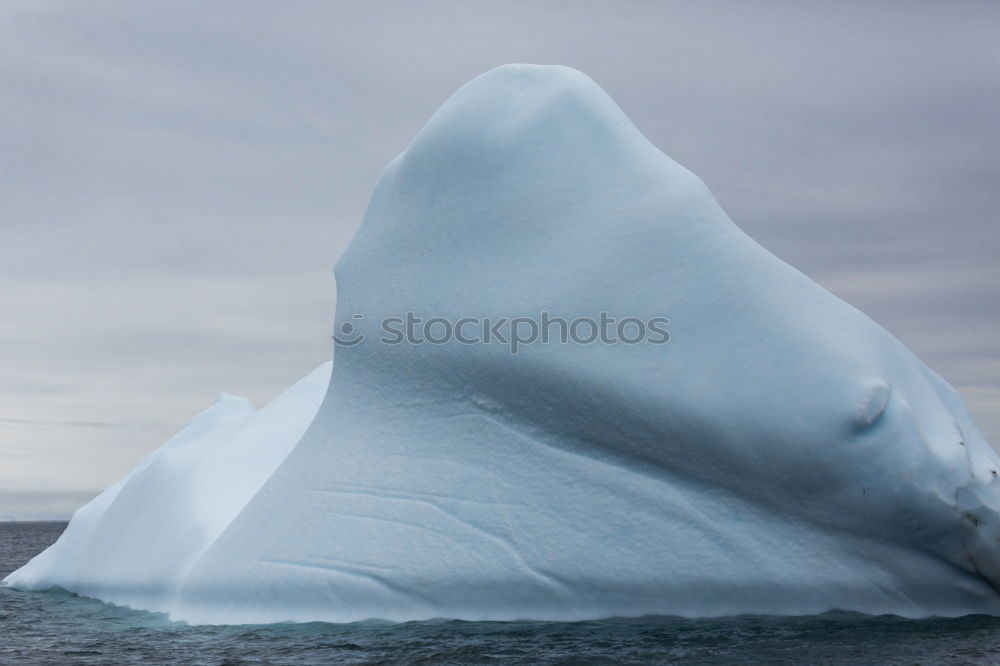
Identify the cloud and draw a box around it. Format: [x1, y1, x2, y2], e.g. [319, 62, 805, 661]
[0, 418, 123, 429]
[0, 490, 99, 522]
[0, 1, 997, 517]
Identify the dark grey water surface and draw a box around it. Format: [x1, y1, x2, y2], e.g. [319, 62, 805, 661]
[3, 522, 1000, 665]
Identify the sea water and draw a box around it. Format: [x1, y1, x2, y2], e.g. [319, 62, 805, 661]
[3, 522, 1000, 665]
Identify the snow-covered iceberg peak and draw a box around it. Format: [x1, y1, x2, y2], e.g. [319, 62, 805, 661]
[169, 65, 1000, 623]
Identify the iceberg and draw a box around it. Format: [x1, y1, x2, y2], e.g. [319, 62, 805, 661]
[7, 64, 1000, 623]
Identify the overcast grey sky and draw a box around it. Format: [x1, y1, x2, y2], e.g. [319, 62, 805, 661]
[1, 1, 997, 519]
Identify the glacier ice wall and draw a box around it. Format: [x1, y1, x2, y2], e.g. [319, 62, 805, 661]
[7, 65, 1000, 623]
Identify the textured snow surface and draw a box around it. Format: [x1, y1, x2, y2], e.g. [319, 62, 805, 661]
[7, 65, 1000, 623]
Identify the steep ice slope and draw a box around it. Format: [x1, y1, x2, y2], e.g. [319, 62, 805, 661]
[4, 363, 331, 613]
[165, 65, 1000, 623]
